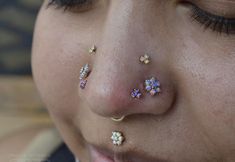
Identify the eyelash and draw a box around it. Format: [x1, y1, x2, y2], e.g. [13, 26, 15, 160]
[189, 3, 235, 35]
[48, 0, 91, 11]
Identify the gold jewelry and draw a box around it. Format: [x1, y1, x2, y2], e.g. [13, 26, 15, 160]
[111, 116, 125, 122]
[89, 45, 96, 54]
[140, 54, 150, 64]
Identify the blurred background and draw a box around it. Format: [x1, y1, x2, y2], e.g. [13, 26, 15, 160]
[0, 0, 51, 139]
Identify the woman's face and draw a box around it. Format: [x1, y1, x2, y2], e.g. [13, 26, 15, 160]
[32, 0, 235, 162]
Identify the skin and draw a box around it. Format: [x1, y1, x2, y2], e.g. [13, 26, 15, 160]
[32, 0, 235, 162]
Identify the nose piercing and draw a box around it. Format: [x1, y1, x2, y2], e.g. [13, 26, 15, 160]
[89, 45, 96, 54]
[131, 89, 142, 99]
[79, 79, 87, 89]
[145, 77, 161, 96]
[111, 116, 125, 122]
[79, 63, 90, 80]
[111, 131, 125, 146]
[79, 64, 91, 89]
[140, 54, 150, 64]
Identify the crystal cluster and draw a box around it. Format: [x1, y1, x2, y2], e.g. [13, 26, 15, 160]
[79, 64, 90, 89]
[79, 80, 87, 89]
[145, 77, 161, 96]
[79, 64, 90, 80]
[111, 131, 124, 146]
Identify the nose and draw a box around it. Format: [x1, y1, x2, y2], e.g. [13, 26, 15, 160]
[80, 1, 176, 118]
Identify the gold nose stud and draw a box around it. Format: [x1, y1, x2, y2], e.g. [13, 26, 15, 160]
[89, 45, 97, 54]
[140, 54, 150, 64]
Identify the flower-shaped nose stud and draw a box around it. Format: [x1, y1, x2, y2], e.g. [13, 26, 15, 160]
[145, 77, 161, 96]
[131, 89, 142, 99]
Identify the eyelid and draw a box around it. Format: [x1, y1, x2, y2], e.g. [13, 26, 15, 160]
[188, 2, 235, 35]
[185, 0, 235, 18]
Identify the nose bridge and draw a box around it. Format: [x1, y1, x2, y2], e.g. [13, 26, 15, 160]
[88, 1, 144, 112]
[96, 0, 150, 75]
[92, 0, 147, 89]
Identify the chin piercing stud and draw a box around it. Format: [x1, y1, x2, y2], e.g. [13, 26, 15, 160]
[131, 89, 142, 99]
[111, 131, 125, 146]
[111, 116, 125, 122]
[145, 77, 161, 96]
[89, 45, 97, 54]
[140, 54, 150, 64]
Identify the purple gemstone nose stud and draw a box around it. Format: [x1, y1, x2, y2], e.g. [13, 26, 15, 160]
[131, 89, 142, 99]
[80, 79, 87, 89]
[144, 77, 161, 96]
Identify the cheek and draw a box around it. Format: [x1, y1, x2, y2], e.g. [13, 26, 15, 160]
[32, 14, 85, 118]
[175, 38, 235, 150]
[31, 2, 105, 118]
[194, 65, 235, 147]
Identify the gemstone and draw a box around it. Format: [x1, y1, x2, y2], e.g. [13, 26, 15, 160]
[131, 89, 142, 99]
[80, 80, 87, 89]
[145, 85, 152, 91]
[79, 64, 90, 80]
[150, 89, 157, 96]
[144, 77, 161, 96]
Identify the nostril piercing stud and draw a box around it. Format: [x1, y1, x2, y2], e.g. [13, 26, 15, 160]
[140, 54, 150, 64]
[79, 79, 87, 89]
[79, 64, 91, 89]
[89, 45, 96, 54]
[111, 131, 125, 146]
[79, 63, 90, 80]
[131, 89, 142, 99]
[145, 77, 161, 96]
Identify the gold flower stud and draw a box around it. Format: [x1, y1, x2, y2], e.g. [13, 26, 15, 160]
[139, 54, 150, 64]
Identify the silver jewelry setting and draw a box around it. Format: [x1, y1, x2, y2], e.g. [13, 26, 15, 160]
[79, 63, 90, 80]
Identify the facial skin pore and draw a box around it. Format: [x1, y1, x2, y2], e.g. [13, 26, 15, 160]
[32, 0, 235, 162]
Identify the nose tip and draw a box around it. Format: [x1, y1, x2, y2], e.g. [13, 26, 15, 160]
[80, 66, 176, 118]
[84, 72, 137, 117]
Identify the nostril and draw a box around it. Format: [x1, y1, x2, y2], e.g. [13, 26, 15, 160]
[81, 67, 176, 118]
[83, 77, 137, 117]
